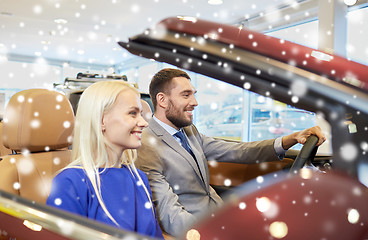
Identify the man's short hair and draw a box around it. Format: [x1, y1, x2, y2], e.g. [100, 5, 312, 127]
[149, 68, 190, 111]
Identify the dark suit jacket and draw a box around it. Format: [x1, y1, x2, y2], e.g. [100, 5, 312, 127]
[136, 118, 279, 236]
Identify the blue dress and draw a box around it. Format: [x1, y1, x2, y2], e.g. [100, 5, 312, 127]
[47, 166, 164, 239]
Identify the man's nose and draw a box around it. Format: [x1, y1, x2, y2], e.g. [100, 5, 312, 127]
[190, 96, 198, 107]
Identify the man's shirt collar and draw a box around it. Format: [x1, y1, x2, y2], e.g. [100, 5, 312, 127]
[153, 115, 180, 135]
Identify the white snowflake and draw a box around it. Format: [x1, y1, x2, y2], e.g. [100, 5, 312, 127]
[13, 182, 21, 190]
[290, 80, 308, 97]
[30, 119, 41, 129]
[18, 157, 34, 175]
[56, 219, 75, 236]
[340, 143, 358, 162]
[224, 179, 231, 186]
[239, 202, 246, 210]
[269, 221, 288, 239]
[144, 201, 152, 209]
[347, 208, 360, 224]
[256, 176, 264, 184]
[54, 198, 62, 206]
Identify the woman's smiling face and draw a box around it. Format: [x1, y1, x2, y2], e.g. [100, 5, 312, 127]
[102, 89, 148, 154]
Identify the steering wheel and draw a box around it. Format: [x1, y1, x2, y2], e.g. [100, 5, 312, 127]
[289, 135, 319, 174]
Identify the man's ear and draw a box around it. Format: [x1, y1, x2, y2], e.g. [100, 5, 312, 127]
[156, 92, 168, 109]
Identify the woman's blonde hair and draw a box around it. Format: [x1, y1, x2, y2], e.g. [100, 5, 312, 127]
[65, 80, 153, 225]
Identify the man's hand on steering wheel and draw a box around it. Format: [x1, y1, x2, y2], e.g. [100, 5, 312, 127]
[281, 126, 326, 150]
[289, 135, 320, 173]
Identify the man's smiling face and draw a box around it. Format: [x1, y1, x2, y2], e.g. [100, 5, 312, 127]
[165, 77, 198, 129]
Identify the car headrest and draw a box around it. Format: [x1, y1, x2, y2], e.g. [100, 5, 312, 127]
[141, 99, 153, 122]
[2, 89, 74, 152]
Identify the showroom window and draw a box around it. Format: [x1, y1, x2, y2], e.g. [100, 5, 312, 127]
[193, 74, 316, 149]
[194, 74, 243, 141]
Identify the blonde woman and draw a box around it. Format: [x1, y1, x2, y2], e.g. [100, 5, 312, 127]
[47, 81, 164, 239]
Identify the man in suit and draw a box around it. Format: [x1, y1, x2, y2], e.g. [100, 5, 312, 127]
[136, 68, 325, 237]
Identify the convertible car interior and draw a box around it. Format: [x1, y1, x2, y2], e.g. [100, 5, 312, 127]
[0, 15, 367, 240]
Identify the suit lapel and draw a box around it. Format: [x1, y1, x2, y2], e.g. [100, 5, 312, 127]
[149, 119, 207, 187]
